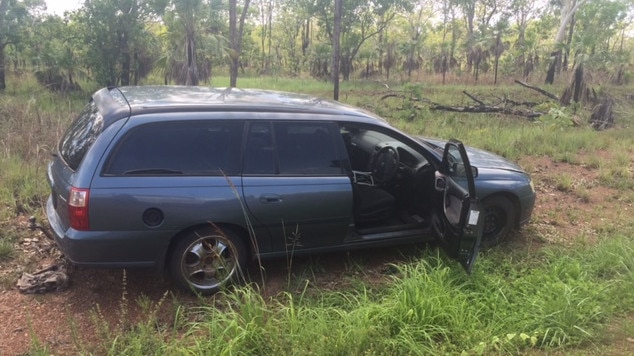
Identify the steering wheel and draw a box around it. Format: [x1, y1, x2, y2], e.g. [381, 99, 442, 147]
[371, 145, 400, 183]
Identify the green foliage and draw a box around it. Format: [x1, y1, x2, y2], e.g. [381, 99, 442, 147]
[535, 106, 575, 130]
[399, 83, 425, 121]
[73, 0, 160, 86]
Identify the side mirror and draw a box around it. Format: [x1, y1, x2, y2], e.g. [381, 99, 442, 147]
[471, 166, 478, 178]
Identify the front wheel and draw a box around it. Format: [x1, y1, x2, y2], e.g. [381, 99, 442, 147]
[169, 226, 246, 295]
[480, 196, 516, 248]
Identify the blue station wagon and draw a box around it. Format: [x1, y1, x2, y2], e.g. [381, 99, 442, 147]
[46, 86, 535, 294]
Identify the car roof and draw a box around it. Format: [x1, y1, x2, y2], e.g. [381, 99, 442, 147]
[93, 85, 388, 126]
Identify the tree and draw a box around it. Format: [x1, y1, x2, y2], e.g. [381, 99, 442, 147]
[402, 1, 433, 81]
[305, 0, 412, 81]
[255, 0, 273, 73]
[30, 15, 83, 91]
[78, 0, 157, 86]
[332, 0, 341, 100]
[229, 0, 251, 87]
[172, 0, 203, 85]
[545, 0, 589, 84]
[275, 0, 306, 75]
[491, 18, 510, 84]
[453, 0, 506, 76]
[0, 0, 43, 90]
[435, 0, 460, 83]
[510, 0, 539, 78]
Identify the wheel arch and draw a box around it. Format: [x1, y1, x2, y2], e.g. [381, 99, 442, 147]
[162, 222, 253, 272]
[480, 191, 521, 228]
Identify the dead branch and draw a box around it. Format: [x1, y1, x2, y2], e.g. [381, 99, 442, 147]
[380, 93, 400, 100]
[463, 91, 486, 106]
[429, 103, 542, 119]
[499, 98, 541, 107]
[514, 80, 559, 101]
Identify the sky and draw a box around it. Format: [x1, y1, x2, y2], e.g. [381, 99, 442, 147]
[44, 0, 82, 15]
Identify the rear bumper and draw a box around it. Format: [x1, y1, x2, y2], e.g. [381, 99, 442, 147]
[46, 196, 69, 254]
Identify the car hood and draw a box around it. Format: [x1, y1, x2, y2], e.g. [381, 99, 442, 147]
[418, 137, 525, 173]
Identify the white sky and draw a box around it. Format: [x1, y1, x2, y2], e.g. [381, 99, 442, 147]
[45, 0, 83, 15]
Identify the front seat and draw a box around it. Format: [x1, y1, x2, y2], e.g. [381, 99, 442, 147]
[353, 184, 395, 223]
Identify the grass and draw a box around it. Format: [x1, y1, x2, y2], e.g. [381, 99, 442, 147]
[3, 74, 634, 354]
[0, 230, 17, 261]
[55, 236, 633, 355]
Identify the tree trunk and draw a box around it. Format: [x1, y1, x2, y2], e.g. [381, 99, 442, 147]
[0, 44, 5, 91]
[267, 0, 272, 72]
[229, 0, 251, 88]
[441, 52, 447, 84]
[185, 30, 198, 86]
[332, 0, 341, 100]
[562, 15, 576, 72]
[0, 0, 9, 91]
[120, 32, 130, 86]
[301, 19, 310, 57]
[229, 0, 238, 87]
[493, 32, 502, 85]
[341, 57, 353, 81]
[545, 49, 560, 84]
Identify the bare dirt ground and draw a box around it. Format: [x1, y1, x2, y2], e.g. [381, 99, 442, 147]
[1, 154, 632, 355]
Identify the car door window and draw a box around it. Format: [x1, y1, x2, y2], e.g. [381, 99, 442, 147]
[275, 122, 343, 175]
[243, 121, 344, 176]
[244, 122, 276, 175]
[103, 121, 243, 176]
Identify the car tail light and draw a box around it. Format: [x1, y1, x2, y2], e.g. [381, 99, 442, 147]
[69, 187, 90, 230]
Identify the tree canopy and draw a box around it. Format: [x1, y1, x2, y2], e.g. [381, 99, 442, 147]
[0, 0, 631, 91]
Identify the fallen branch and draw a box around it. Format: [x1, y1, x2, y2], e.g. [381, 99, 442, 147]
[429, 103, 542, 119]
[498, 97, 541, 107]
[514, 80, 559, 101]
[463, 91, 486, 106]
[380, 93, 400, 100]
[379, 89, 544, 119]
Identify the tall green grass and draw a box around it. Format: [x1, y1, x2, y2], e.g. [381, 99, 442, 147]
[82, 235, 634, 355]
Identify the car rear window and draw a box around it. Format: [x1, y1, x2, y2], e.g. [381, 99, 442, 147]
[103, 121, 243, 176]
[59, 101, 105, 171]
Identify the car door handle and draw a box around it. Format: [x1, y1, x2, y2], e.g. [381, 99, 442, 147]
[259, 194, 282, 203]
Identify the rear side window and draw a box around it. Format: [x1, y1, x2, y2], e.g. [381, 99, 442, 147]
[103, 121, 243, 176]
[59, 102, 104, 171]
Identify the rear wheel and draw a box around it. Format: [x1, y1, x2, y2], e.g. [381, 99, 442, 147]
[169, 226, 246, 295]
[480, 196, 516, 248]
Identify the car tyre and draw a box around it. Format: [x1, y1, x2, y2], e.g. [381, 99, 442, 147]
[169, 226, 246, 295]
[480, 196, 515, 248]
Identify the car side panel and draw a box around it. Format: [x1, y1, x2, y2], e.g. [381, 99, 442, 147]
[242, 176, 354, 251]
[67, 175, 247, 265]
